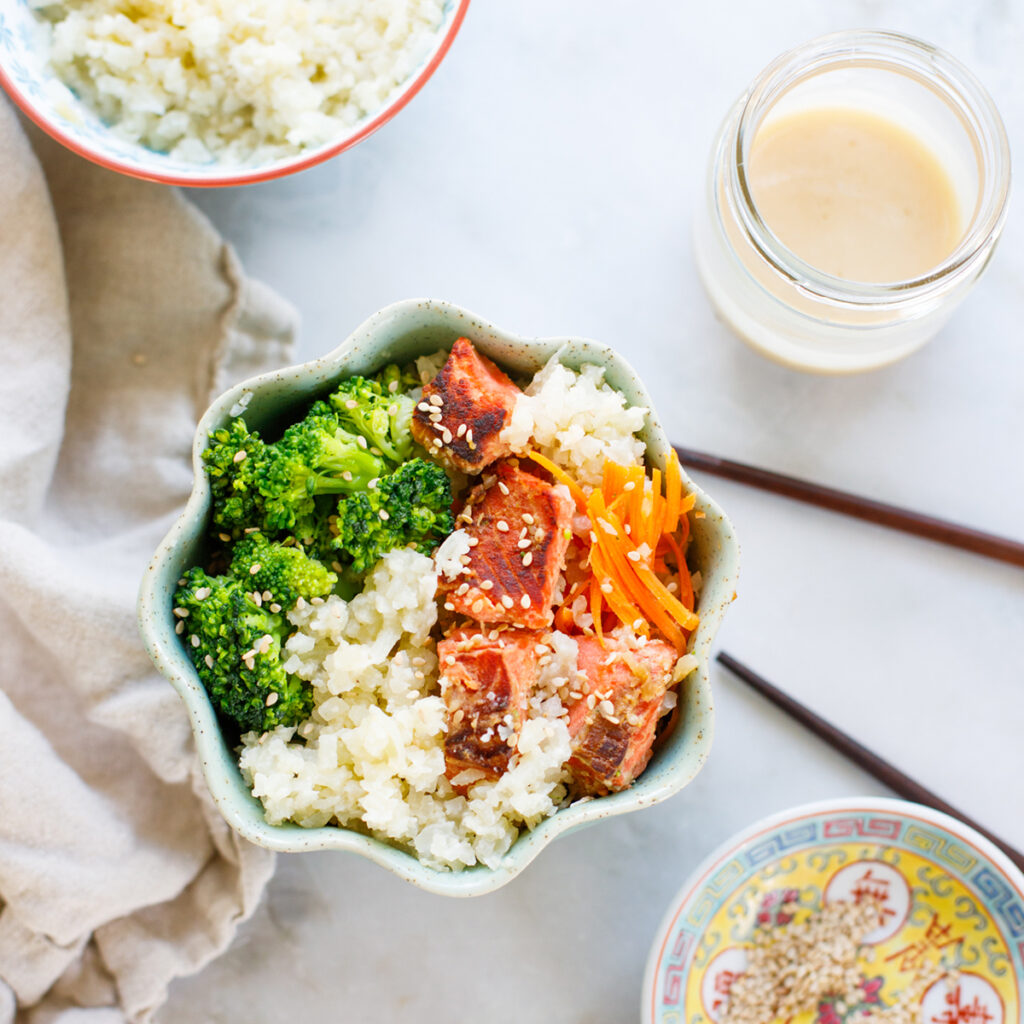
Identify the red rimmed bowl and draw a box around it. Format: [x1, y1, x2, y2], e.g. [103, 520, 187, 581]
[0, 0, 469, 186]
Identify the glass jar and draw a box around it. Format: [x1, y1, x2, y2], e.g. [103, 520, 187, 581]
[694, 30, 1011, 374]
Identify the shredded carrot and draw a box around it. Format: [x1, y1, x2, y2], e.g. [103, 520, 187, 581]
[664, 449, 682, 534]
[547, 453, 699, 647]
[664, 532, 695, 613]
[525, 450, 587, 513]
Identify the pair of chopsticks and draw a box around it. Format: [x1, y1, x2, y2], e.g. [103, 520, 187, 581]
[674, 445, 1024, 872]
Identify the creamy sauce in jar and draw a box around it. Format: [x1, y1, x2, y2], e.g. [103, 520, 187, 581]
[747, 107, 964, 283]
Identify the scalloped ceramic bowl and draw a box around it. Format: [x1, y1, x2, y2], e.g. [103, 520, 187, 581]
[0, 0, 469, 186]
[138, 298, 740, 896]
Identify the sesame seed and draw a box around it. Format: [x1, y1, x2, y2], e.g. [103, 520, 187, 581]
[445, 654, 456, 665]
[600, 582, 613, 594]
[457, 424, 467, 438]
[205, 654, 214, 668]
[175, 621, 185, 635]
[467, 537, 479, 547]
[471, 599, 485, 613]
[244, 526, 259, 534]
[295, 597, 306, 609]
[496, 520, 509, 532]
[417, 402, 431, 413]
[444, 601, 456, 611]
[442, 428, 453, 444]
[623, 481, 636, 492]
[173, 607, 189, 618]
[269, 603, 281, 613]
[429, 394, 444, 407]
[520, 594, 532, 609]
[522, 552, 533, 566]
[356, 435, 368, 449]
[501, 595, 515, 609]
[627, 550, 642, 562]
[388, 380, 399, 393]
[252, 592, 262, 607]
[466, 429, 474, 444]
[331, 561, 343, 572]
[456, 582, 470, 596]
[249, 563, 261, 575]
[218, 533, 231, 543]
[534, 643, 548, 655]
[489, 630, 500, 640]
[589, 531, 598, 543]
[599, 699, 615, 715]
[517, 539, 531, 549]
[379, 509, 390, 521]
[522, 513, 534, 524]
[265, 692, 279, 706]
[367, 478, 378, 490]
[498, 481, 509, 495]
[480, 580, 494, 591]
[606, 715, 620, 725]
[310, 597, 325, 605]
[232, 450, 247, 463]
[344, 398, 358, 410]
[190, 635, 200, 648]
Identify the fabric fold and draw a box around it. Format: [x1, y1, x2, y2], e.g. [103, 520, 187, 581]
[0, 97, 294, 1023]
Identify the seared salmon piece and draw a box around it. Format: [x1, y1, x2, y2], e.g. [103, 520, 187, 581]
[439, 627, 540, 782]
[411, 337, 522, 474]
[441, 460, 573, 629]
[565, 635, 677, 795]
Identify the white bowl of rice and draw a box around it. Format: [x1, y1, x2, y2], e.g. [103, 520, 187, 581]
[0, 0, 469, 185]
[139, 298, 741, 895]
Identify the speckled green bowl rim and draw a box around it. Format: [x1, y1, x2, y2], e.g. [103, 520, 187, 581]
[138, 298, 741, 897]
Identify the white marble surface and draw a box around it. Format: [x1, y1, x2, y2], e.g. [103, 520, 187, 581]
[162, 2, 1024, 1020]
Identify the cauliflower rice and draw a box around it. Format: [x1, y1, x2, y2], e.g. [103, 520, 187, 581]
[34, 0, 445, 164]
[501, 359, 648, 489]
[240, 549, 574, 870]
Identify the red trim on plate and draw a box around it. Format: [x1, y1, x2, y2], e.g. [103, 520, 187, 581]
[647, 804, 1024, 1024]
[0, 0, 470, 187]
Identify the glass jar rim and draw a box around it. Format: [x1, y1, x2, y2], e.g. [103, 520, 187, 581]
[729, 29, 1011, 306]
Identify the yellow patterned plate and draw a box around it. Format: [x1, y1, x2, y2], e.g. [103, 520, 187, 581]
[644, 798, 1024, 1024]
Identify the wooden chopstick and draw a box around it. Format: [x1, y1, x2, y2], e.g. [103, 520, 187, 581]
[673, 445, 1024, 569]
[716, 651, 1024, 875]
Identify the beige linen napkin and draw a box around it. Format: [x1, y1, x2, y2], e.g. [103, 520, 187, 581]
[0, 97, 294, 1023]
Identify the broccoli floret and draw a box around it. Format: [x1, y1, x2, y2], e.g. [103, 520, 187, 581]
[375, 362, 421, 395]
[328, 373, 416, 465]
[229, 533, 337, 609]
[174, 567, 312, 733]
[202, 419, 267, 536]
[202, 407, 387, 541]
[334, 458, 454, 574]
